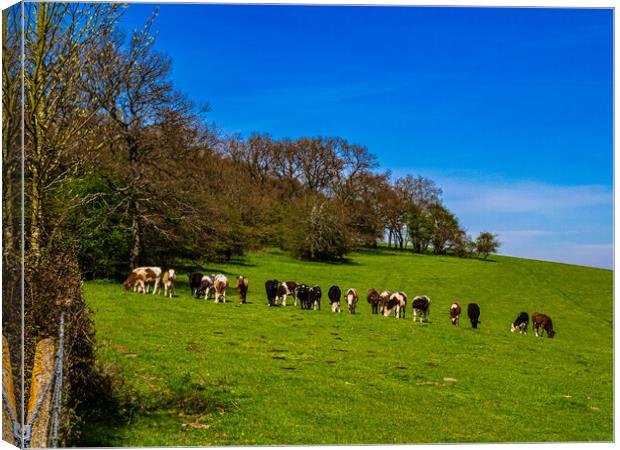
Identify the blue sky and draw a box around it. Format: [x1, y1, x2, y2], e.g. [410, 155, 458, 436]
[120, 4, 613, 269]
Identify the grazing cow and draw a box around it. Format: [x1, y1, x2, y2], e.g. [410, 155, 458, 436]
[285, 281, 299, 306]
[265, 280, 280, 307]
[189, 273, 203, 297]
[346, 288, 359, 314]
[162, 269, 176, 298]
[297, 284, 311, 309]
[213, 274, 229, 303]
[532, 312, 555, 338]
[277, 282, 291, 306]
[468, 303, 481, 328]
[367, 288, 381, 314]
[307, 285, 322, 311]
[378, 291, 391, 315]
[328, 285, 342, 313]
[236, 276, 249, 303]
[412, 295, 431, 322]
[449, 303, 461, 326]
[123, 267, 162, 294]
[199, 274, 215, 300]
[511, 312, 529, 334]
[383, 292, 407, 318]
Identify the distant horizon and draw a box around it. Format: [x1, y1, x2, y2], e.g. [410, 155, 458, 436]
[119, 3, 613, 269]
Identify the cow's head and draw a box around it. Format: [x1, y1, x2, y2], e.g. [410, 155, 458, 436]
[548, 329, 556, 338]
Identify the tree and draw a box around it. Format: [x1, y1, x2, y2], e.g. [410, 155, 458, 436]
[475, 232, 501, 259]
[406, 203, 433, 253]
[283, 196, 350, 260]
[23, 2, 124, 256]
[428, 203, 462, 254]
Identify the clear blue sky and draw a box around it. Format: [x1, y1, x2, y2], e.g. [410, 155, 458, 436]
[120, 4, 613, 269]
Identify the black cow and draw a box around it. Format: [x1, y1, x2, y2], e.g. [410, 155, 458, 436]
[307, 285, 322, 311]
[297, 284, 310, 309]
[189, 273, 203, 297]
[265, 280, 280, 307]
[328, 285, 341, 313]
[468, 303, 481, 328]
[511, 312, 529, 334]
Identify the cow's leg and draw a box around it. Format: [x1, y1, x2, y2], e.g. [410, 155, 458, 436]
[413, 309, 417, 322]
[282, 294, 287, 307]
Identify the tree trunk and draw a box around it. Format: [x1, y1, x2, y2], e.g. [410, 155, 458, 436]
[129, 199, 142, 269]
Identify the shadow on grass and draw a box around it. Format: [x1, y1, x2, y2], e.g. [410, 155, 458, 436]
[73, 367, 239, 447]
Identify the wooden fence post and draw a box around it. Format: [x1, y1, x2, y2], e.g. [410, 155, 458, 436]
[26, 338, 55, 448]
[2, 336, 17, 445]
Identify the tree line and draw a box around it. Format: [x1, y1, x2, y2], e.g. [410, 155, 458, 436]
[2, 4, 499, 443]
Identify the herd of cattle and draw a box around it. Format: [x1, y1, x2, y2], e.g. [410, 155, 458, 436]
[123, 266, 556, 338]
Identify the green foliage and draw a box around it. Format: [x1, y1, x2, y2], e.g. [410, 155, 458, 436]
[80, 249, 612, 445]
[476, 231, 501, 259]
[406, 203, 433, 253]
[282, 197, 351, 260]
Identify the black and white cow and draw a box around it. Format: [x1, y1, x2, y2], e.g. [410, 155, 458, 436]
[511, 312, 529, 334]
[277, 282, 291, 306]
[265, 280, 280, 307]
[285, 281, 299, 306]
[307, 285, 322, 311]
[328, 285, 342, 313]
[468, 303, 481, 328]
[198, 274, 215, 300]
[412, 295, 431, 322]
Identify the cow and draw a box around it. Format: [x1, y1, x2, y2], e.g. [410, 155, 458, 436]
[265, 280, 280, 307]
[367, 288, 381, 314]
[449, 303, 461, 326]
[307, 285, 322, 311]
[277, 282, 291, 306]
[123, 267, 162, 294]
[378, 291, 391, 315]
[189, 273, 203, 297]
[199, 274, 215, 300]
[162, 269, 176, 298]
[213, 274, 229, 303]
[412, 295, 431, 323]
[383, 292, 407, 318]
[532, 312, 555, 338]
[297, 284, 310, 309]
[285, 281, 299, 306]
[236, 276, 249, 304]
[328, 285, 342, 313]
[468, 303, 481, 328]
[511, 312, 529, 334]
[346, 288, 359, 314]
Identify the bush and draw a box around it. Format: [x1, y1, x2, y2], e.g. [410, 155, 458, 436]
[282, 197, 350, 261]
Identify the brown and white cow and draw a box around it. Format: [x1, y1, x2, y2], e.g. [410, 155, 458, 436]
[213, 274, 229, 303]
[345, 288, 359, 314]
[162, 269, 176, 298]
[236, 275, 249, 303]
[532, 312, 555, 338]
[383, 292, 407, 318]
[123, 267, 162, 294]
[378, 291, 391, 315]
[367, 288, 381, 314]
[449, 302, 461, 326]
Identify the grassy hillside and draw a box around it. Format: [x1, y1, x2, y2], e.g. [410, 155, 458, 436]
[79, 248, 613, 446]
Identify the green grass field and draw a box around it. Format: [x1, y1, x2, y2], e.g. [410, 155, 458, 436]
[79, 248, 613, 446]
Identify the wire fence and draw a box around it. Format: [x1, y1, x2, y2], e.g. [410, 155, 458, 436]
[2, 312, 66, 448]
